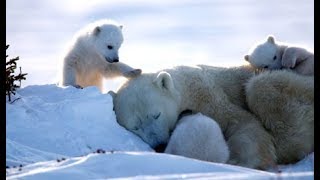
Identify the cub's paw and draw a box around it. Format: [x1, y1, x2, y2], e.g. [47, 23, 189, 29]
[73, 84, 83, 89]
[282, 58, 296, 69]
[123, 69, 142, 78]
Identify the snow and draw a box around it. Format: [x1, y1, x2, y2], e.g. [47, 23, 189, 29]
[6, 85, 314, 179]
[6, 85, 152, 166]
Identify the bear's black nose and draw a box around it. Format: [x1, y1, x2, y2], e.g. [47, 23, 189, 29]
[113, 58, 119, 62]
[154, 143, 167, 153]
[264, 65, 269, 69]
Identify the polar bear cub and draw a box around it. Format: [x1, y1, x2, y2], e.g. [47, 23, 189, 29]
[165, 113, 230, 163]
[244, 35, 285, 70]
[281, 46, 314, 75]
[60, 19, 141, 91]
[244, 35, 314, 76]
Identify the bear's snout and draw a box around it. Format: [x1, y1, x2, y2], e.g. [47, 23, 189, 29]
[105, 57, 119, 63]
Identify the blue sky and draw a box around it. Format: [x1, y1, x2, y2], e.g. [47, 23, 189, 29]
[6, 0, 314, 91]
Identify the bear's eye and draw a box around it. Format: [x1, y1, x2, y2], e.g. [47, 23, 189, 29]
[273, 55, 277, 60]
[152, 112, 161, 120]
[132, 126, 139, 131]
[107, 45, 113, 50]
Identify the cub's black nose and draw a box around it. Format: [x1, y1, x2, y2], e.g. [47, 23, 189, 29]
[113, 58, 119, 62]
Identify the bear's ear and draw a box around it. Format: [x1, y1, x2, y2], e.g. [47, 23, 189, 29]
[119, 25, 123, 30]
[107, 90, 117, 108]
[267, 35, 275, 44]
[107, 90, 117, 99]
[93, 26, 101, 36]
[244, 55, 249, 61]
[153, 71, 174, 92]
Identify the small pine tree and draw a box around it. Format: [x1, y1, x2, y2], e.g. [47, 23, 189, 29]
[6, 45, 27, 102]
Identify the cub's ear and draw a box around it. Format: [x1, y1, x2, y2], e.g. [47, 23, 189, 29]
[267, 35, 275, 44]
[93, 26, 101, 36]
[244, 55, 249, 61]
[119, 25, 123, 30]
[153, 71, 174, 92]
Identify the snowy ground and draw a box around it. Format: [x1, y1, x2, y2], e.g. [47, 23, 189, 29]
[6, 85, 314, 179]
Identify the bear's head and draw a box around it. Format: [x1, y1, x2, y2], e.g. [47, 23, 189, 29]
[90, 22, 124, 63]
[244, 35, 282, 70]
[112, 71, 181, 148]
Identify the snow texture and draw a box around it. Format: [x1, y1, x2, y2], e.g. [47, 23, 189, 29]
[6, 85, 314, 179]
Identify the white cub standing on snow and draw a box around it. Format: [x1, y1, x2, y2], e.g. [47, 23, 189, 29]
[165, 113, 230, 163]
[60, 20, 141, 91]
[244, 35, 314, 76]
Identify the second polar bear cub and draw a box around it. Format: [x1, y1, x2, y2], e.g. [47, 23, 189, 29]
[165, 113, 230, 163]
[244, 35, 314, 75]
[61, 19, 141, 91]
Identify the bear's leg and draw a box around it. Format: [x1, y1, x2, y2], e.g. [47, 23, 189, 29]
[206, 86, 276, 169]
[245, 70, 314, 164]
[226, 119, 277, 170]
[61, 63, 80, 88]
[282, 47, 298, 68]
[293, 56, 314, 75]
[103, 62, 142, 78]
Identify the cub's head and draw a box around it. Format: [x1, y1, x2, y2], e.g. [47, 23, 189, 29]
[112, 71, 181, 148]
[244, 35, 282, 70]
[89, 21, 124, 63]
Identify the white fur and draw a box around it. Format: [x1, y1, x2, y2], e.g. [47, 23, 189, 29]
[60, 19, 141, 91]
[245, 35, 314, 76]
[244, 35, 286, 70]
[282, 47, 314, 75]
[165, 113, 230, 163]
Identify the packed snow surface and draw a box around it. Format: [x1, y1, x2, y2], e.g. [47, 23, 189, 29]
[6, 85, 314, 179]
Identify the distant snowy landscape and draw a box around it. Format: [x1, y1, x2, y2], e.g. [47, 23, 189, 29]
[6, 85, 314, 179]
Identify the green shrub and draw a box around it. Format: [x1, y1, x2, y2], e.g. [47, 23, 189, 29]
[6, 45, 27, 102]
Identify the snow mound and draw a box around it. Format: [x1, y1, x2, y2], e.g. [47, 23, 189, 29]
[6, 84, 314, 179]
[6, 85, 152, 166]
[7, 152, 314, 180]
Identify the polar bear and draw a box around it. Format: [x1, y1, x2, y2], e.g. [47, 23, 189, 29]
[165, 113, 229, 163]
[244, 35, 286, 70]
[60, 19, 141, 91]
[281, 46, 314, 75]
[112, 65, 313, 170]
[244, 35, 314, 75]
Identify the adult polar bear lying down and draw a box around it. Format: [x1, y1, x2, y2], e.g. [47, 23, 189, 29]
[112, 65, 314, 170]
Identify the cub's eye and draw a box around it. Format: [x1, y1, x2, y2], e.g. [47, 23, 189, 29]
[273, 55, 277, 60]
[107, 45, 113, 50]
[152, 112, 161, 120]
[132, 126, 139, 131]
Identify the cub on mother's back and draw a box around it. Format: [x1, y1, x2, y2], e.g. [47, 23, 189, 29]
[244, 35, 313, 76]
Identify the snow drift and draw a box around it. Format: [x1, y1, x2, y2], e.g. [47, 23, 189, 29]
[6, 84, 314, 179]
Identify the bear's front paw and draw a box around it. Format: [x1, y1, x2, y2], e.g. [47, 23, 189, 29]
[282, 57, 296, 69]
[73, 84, 83, 89]
[123, 69, 142, 78]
